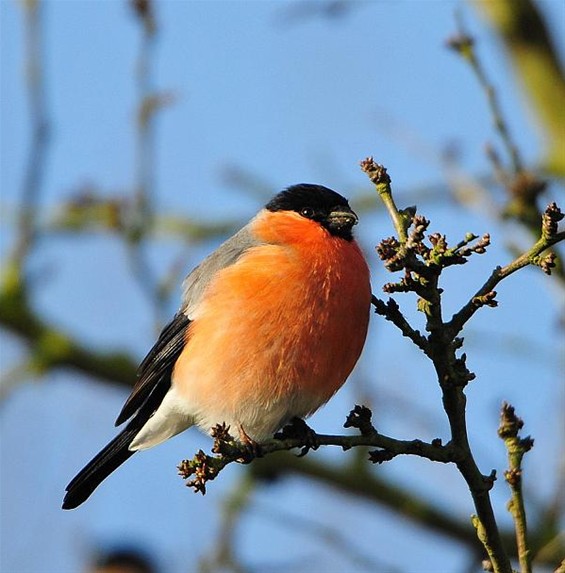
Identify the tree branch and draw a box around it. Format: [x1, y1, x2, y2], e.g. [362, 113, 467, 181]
[360, 157, 523, 573]
[446, 15, 564, 283]
[177, 406, 552, 564]
[177, 412, 457, 495]
[13, 0, 50, 264]
[448, 203, 564, 337]
[371, 295, 429, 353]
[0, 268, 137, 390]
[359, 159, 414, 243]
[499, 403, 533, 573]
[447, 19, 523, 175]
[472, 0, 565, 176]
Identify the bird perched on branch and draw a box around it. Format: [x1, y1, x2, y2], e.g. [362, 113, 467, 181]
[63, 184, 372, 509]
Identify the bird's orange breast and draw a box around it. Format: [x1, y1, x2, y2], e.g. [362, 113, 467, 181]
[173, 210, 372, 439]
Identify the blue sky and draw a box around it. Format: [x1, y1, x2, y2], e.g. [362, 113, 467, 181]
[1, 1, 564, 572]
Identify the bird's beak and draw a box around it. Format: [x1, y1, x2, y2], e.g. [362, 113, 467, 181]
[326, 207, 358, 230]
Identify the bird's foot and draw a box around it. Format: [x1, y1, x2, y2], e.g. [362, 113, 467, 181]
[237, 424, 263, 463]
[276, 417, 319, 457]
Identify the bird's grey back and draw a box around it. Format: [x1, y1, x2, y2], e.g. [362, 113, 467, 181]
[181, 222, 264, 318]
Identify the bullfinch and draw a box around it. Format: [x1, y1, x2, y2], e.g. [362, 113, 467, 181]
[62, 184, 372, 509]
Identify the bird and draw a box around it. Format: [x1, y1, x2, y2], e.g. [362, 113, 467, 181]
[62, 184, 372, 509]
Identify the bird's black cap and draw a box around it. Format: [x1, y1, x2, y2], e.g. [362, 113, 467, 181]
[266, 184, 357, 241]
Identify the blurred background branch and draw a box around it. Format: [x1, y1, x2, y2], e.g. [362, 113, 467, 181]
[12, 0, 50, 265]
[472, 0, 565, 177]
[449, 8, 565, 284]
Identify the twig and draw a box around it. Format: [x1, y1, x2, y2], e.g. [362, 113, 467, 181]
[371, 295, 429, 353]
[251, 499, 400, 572]
[126, 0, 175, 325]
[0, 360, 35, 402]
[446, 12, 564, 283]
[48, 193, 240, 241]
[126, 0, 158, 313]
[131, 0, 157, 224]
[359, 158, 414, 243]
[447, 17, 523, 175]
[0, 280, 137, 392]
[471, 0, 565, 176]
[448, 203, 564, 337]
[14, 0, 50, 263]
[498, 403, 533, 573]
[362, 161, 563, 572]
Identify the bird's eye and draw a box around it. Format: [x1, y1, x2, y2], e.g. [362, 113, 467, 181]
[300, 207, 315, 219]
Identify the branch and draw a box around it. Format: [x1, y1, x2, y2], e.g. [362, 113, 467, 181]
[250, 453, 509, 558]
[498, 403, 534, 573]
[177, 411, 456, 495]
[361, 158, 517, 573]
[250, 500, 405, 572]
[198, 474, 255, 573]
[361, 160, 563, 572]
[13, 0, 50, 264]
[447, 10, 565, 282]
[0, 267, 137, 392]
[447, 22, 523, 175]
[173, 408, 530, 561]
[371, 295, 429, 353]
[48, 194, 240, 241]
[359, 159, 415, 243]
[448, 203, 565, 337]
[471, 0, 565, 176]
[127, 0, 171, 324]
[178, 412, 530, 560]
[0, 2, 138, 399]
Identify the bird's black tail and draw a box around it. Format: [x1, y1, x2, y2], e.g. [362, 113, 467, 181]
[63, 314, 187, 509]
[62, 427, 138, 510]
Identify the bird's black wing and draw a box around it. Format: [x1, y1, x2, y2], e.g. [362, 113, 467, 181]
[115, 312, 191, 426]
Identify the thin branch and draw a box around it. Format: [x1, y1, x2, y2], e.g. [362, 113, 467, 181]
[498, 403, 533, 573]
[130, 0, 158, 225]
[14, 0, 50, 263]
[177, 413, 457, 495]
[250, 452, 498, 556]
[362, 161, 564, 573]
[448, 204, 565, 337]
[47, 193, 241, 241]
[371, 295, 429, 353]
[0, 277, 137, 392]
[471, 0, 565, 176]
[447, 18, 523, 174]
[359, 158, 414, 243]
[447, 11, 564, 283]
[0, 359, 35, 402]
[251, 500, 402, 573]
[126, 0, 159, 315]
[126, 0, 176, 325]
[363, 163, 563, 572]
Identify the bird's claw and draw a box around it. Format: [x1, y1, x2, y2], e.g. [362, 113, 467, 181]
[237, 424, 263, 463]
[276, 417, 320, 456]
